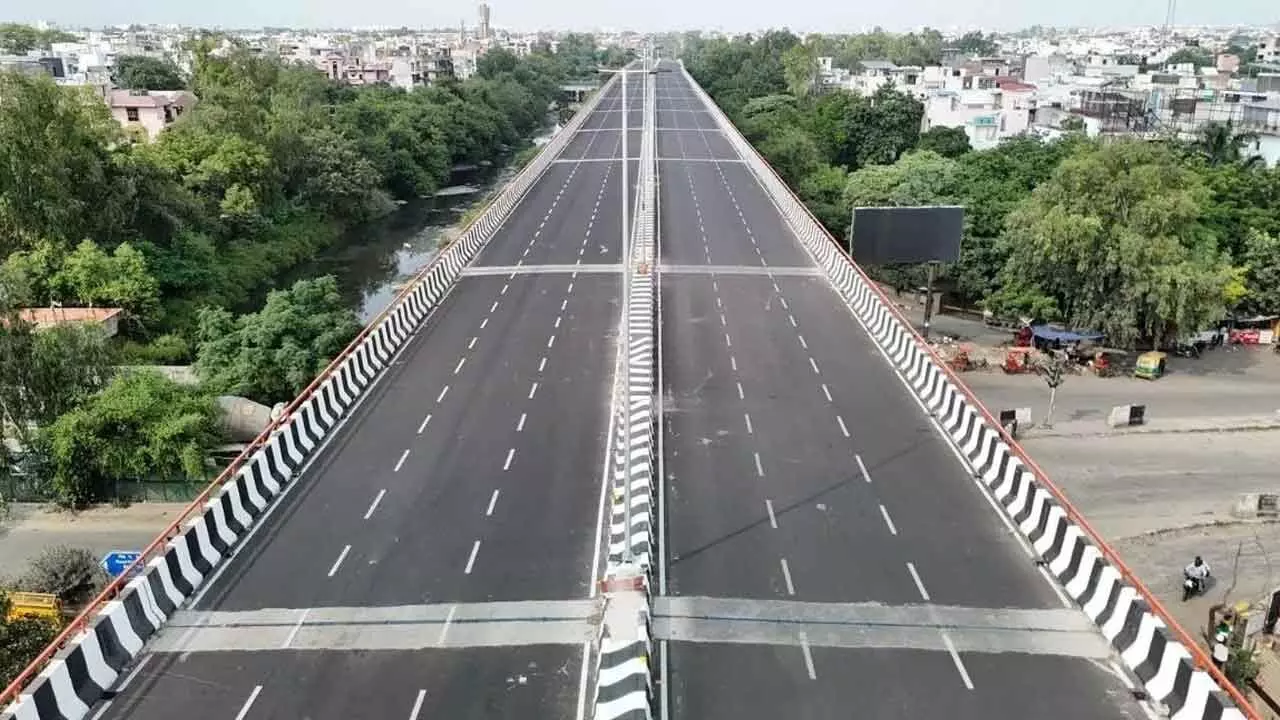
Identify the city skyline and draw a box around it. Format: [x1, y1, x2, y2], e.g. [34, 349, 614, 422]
[5, 0, 1279, 36]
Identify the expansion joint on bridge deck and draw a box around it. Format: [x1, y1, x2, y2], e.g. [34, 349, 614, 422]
[659, 264, 823, 277]
[461, 264, 623, 277]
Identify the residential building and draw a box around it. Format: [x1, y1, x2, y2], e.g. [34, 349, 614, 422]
[107, 89, 196, 141]
[1260, 36, 1280, 66]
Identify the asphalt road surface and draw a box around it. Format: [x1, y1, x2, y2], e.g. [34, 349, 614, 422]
[656, 61, 1151, 720]
[93, 75, 645, 720]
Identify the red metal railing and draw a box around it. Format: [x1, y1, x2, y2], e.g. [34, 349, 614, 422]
[0, 76, 617, 707]
[693, 73, 1261, 718]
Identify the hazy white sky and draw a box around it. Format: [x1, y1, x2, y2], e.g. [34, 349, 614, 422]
[6, 0, 1279, 34]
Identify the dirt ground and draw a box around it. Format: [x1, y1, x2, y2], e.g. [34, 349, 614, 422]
[0, 503, 187, 582]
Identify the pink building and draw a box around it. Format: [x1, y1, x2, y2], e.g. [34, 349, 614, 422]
[107, 90, 197, 142]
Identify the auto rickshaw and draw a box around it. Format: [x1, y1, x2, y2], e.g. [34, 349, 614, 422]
[1134, 351, 1167, 380]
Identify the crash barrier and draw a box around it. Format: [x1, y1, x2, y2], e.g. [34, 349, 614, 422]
[1109, 404, 1148, 428]
[1232, 493, 1280, 520]
[998, 407, 1032, 439]
[680, 61, 1256, 720]
[593, 567, 654, 720]
[597, 68, 658, 720]
[0, 74, 622, 720]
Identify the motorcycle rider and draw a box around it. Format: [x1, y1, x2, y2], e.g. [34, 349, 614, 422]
[1184, 556, 1211, 595]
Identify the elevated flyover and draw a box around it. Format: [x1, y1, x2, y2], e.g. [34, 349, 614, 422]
[651, 58, 1251, 720]
[1, 55, 1252, 720]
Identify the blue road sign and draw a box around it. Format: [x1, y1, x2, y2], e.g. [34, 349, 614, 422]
[100, 551, 142, 579]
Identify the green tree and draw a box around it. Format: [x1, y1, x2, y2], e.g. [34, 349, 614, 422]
[1193, 121, 1263, 168]
[0, 592, 61, 691]
[955, 32, 998, 57]
[845, 151, 961, 290]
[0, 72, 134, 256]
[782, 42, 820, 97]
[112, 55, 185, 90]
[916, 126, 972, 158]
[1166, 46, 1215, 68]
[1237, 230, 1280, 315]
[14, 545, 109, 607]
[41, 370, 225, 507]
[0, 319, 113, 451]
[50, 240, 161, 322]
[195, 276, 361, 404]
[844, 150, 960, 208]
[992, 140, 1232, 345]
[1198, 163, 1280, 259]
[0, 23, 74, 54]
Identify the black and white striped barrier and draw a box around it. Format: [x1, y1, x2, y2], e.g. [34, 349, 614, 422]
[0, 75, 622, 720]
[1108, 404, 1147, 428]
[592, 567, 654, 720]
[597, 70, 658, 720]
[682, 65, 1250, 720]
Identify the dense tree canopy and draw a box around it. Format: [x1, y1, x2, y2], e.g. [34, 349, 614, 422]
[0, 39, 598, 504]
[0, 23, 75, 54]
[0, 41, 576, 341]
[195, 276, 361, 404]
[41, 370, 226, 507]
[682, 29, 1280, 346]
[113, 55, 186, 90]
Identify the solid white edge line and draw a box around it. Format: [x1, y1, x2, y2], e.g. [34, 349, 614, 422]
[464, 539, 481, 574]
[363, 489, 386, 520]
[233, 685, 263, 720]
[88, 654, 154, 720]
[655, 90, 673, 720]
[906, 561, 930, 601]
[327, 544, 351, 578]
[408, 689, 428, 720]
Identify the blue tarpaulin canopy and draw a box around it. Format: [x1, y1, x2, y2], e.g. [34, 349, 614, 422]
[1029, 325, 1104, 343]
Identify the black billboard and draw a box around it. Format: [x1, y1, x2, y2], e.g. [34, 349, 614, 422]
[849, 206, 964, 265]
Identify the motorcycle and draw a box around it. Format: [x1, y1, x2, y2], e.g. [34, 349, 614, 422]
[1183, 573, 1207, 601]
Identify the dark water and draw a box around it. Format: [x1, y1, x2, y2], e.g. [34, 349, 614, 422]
[291, 122, 561, 322]
[291, 165, 504, 323]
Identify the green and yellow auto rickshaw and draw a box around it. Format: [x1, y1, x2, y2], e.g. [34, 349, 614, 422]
[1134, 351, 1167, 380]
